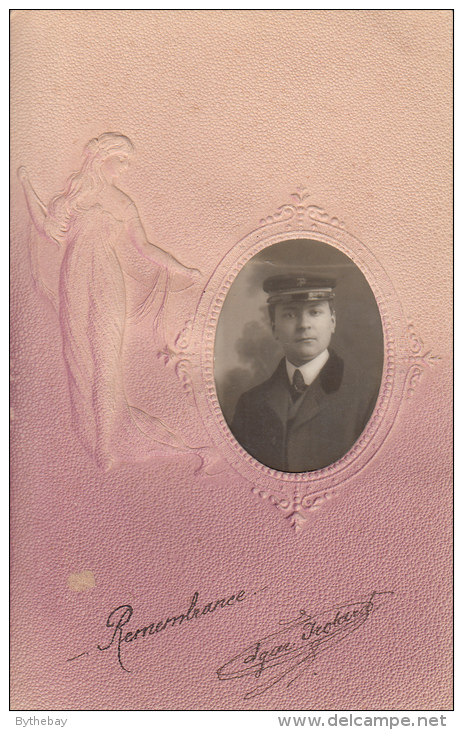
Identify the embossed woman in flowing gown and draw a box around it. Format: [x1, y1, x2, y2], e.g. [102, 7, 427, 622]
[18, 133, 204, 470]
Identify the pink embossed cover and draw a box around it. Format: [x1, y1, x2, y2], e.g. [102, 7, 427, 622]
[10, 10, 452, 711]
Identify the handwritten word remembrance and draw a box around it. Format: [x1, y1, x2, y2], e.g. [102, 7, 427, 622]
[98, 589, 246, 671]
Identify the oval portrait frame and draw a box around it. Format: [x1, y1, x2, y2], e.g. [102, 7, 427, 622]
[192, 198, 409, 502]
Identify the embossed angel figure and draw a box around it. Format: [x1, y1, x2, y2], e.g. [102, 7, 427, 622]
[18, 133, 206, 470]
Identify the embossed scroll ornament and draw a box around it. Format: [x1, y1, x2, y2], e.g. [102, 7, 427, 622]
[191, 188, 440, 531]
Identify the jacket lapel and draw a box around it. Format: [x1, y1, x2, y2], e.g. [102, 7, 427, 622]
[264, 359, 291, 426]
[290, 377, 327, 431]
[290, 350, 344, 432]
[263, 351, 345, 432]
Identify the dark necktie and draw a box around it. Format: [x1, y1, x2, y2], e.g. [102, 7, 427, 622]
[291, 369, 308, 402]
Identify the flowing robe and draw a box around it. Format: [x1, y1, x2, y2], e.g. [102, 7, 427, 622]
[34, 202, 185, 468]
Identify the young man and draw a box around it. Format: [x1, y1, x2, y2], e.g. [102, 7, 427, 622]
[230, 274, 378, 472]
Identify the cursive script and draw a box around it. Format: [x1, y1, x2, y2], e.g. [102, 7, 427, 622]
[97, 589, 246, 671]
[217, 590, 394, 700]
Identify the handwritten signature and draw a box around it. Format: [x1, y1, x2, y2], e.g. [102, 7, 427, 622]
[216, 590, 394, 700]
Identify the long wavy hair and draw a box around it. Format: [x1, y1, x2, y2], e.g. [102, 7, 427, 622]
[45, 132, 134, 245]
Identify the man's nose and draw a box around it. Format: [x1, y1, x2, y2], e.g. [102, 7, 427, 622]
[297, 312, 312, 329]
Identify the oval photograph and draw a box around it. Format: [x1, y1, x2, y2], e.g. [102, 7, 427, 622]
[214, 239, 384, 473]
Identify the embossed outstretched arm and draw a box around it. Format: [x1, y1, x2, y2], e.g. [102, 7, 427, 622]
[17, 167, 50, 240]
[125, 206, 200, 282]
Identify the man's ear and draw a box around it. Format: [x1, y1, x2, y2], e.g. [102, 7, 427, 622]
[331, 311, 336, 333]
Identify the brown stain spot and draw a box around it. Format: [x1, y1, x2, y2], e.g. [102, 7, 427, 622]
[67, 570, 96, 593]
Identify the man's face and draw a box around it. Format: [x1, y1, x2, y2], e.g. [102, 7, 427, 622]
[272, 300, 336, 366]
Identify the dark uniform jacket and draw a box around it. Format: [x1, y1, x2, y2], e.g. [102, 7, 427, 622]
[230, 350, 378, 472]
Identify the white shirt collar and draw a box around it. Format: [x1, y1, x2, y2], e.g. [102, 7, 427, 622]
[285, 349, 330, 387]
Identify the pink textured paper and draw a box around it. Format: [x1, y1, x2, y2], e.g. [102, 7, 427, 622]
[10, 10, 452, 710]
